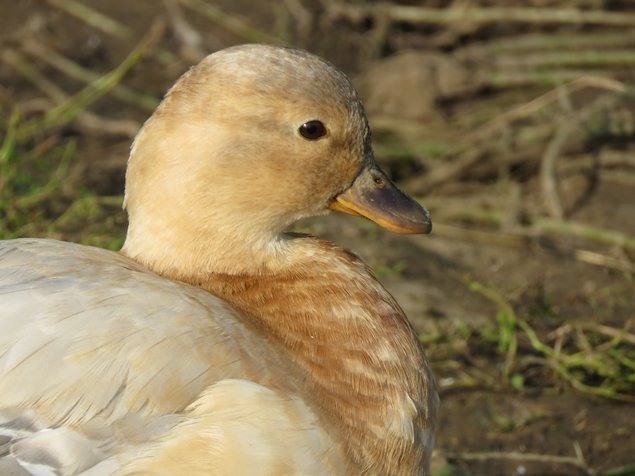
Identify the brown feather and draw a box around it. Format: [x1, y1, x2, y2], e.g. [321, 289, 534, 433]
[173, 236, 438, 475]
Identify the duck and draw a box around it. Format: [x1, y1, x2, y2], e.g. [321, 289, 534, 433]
[0, 44, 438, 475]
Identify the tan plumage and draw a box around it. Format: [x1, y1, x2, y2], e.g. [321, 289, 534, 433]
[0, 44, 437, 475]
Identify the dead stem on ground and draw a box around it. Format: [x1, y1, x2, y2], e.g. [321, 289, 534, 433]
[443, 448, 635, 476]
[427, 277, 635, 402]
[324, 3, 635, 28]
[15, 21, 165, 142]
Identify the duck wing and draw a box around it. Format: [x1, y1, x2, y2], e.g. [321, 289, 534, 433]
[0, 239, 342, 475]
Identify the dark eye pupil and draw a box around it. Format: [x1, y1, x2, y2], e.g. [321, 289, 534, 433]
[299, 120, 326, 140]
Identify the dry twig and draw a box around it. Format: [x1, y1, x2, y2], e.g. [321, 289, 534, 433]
[14, 21, 165, 141]
[326, 4, 635, 27]
[444, 448, 596, 476]
[1, 48, 139, 138]
[179, 0, 281, 44]
[574, 249, 635, 273]
[45, 0, 131, 38]
[469, 76, 626, 142]
[21, 39, 159, 112]
[163, 0, 209, 62]
[540, 121, 573, 219]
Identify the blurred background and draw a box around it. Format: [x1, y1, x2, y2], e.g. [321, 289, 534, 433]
[1, 1, 634, 475]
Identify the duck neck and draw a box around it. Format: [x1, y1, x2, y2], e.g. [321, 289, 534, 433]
[176, 237, 437, 475]
[121, 216, 289, 276]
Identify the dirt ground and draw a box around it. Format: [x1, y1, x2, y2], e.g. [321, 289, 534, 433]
[1, 1, 634, 475]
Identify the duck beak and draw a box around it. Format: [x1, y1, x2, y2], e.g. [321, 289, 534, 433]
[329, 165, 432, 234]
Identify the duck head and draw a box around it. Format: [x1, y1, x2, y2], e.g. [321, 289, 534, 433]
[121, 45, 431, 275]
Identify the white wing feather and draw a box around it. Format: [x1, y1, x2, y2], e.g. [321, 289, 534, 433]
[0, 239, 314, 475]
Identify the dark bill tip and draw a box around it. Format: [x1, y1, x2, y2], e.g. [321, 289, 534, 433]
[329, 166, 432, 235]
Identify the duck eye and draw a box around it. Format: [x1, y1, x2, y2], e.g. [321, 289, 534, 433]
[299, 120, 327, 140]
